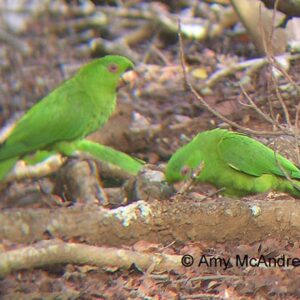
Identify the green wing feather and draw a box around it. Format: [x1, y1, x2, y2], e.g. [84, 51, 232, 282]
[218, 132, 300, 179]
[0, 84, 93, 160]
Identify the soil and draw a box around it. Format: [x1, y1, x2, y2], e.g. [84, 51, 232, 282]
[1, 0, 300, 299]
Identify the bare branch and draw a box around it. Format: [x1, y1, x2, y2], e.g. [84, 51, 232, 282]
[177, 161, 205, 195]
[239, 83, 279, 127]
[273, 140, 300, 192]
[0, 240, 181, 277]
[178, 19, 292, 137]
[293, 103, 300, 165]
[2, 199, 300, 246]
[272, 73, 292, 127]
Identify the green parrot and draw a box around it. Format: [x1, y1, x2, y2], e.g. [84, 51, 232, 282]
[0, 55, 137, 180]
[165, 128, 300, 198]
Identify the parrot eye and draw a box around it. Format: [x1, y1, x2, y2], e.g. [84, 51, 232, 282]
[180, 165, 190, 176]
[107, 63, 119, 73]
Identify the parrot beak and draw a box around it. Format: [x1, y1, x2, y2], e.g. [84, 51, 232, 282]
[118, 77, 127, 90]
[118, 70, 137, 90]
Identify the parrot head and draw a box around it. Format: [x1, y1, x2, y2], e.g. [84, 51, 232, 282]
[165, 129, 225, 183]
[165, 141, 204, 183]
[78, 55, 134, 90]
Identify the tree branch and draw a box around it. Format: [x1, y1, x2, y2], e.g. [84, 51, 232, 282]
[0, 240, 181, 277]
[1, 198, 300, 246]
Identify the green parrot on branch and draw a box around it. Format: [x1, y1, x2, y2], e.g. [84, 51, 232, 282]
[0, 55, 143, 180]
[166, 128, 300, 198]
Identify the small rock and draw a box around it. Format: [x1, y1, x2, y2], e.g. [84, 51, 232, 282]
[133, 165, 175, 200]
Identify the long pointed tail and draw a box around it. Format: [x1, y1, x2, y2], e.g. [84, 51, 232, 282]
[280, 179, 300, 199]
[0, 157, 18, 181]
[73, 140, 144, 175]
[290, 180, 300, 198]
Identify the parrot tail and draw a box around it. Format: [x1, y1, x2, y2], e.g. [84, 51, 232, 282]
[0, 157, 18, 181]
[281, 179, 300, 198]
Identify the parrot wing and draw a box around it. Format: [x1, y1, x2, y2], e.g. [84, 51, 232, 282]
[0, 86, 95, 160]
[218, 132, 300, 179]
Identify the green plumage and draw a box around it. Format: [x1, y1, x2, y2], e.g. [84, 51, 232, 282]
[0, 55, 134, 180]
[166, 128, 300, 198]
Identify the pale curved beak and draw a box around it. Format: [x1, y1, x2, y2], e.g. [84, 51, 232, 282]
[118, 70, 137, 89]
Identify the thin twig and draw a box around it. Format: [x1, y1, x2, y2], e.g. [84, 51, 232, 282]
[178, 19, 290, 137]
[202, 57, 267, 89]
[272, 74, 292, 127]
[269, 56, 300, 96]
[191, 274, 239, 281]
[177, 161, 205, 195]
[262, 0, 300, 96]
[294, 103, 300, 165]
[263, 9, 292, 129]
[239, 83, 279, 127]
[198, 53, 300, 91]
[181, 293, 222, 299]
[259, 1, 300, 166]
[273, 140, 300, 192]
[266, 79, 276, 123]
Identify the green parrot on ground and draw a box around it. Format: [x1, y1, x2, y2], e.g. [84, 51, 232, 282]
[0, 55, 143, 180]
[165, 128, 300, 198]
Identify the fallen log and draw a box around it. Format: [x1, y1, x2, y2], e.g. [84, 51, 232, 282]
[1, 197, 300, 246]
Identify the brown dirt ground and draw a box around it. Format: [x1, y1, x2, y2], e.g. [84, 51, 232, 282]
[1, 0, 300, 299]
